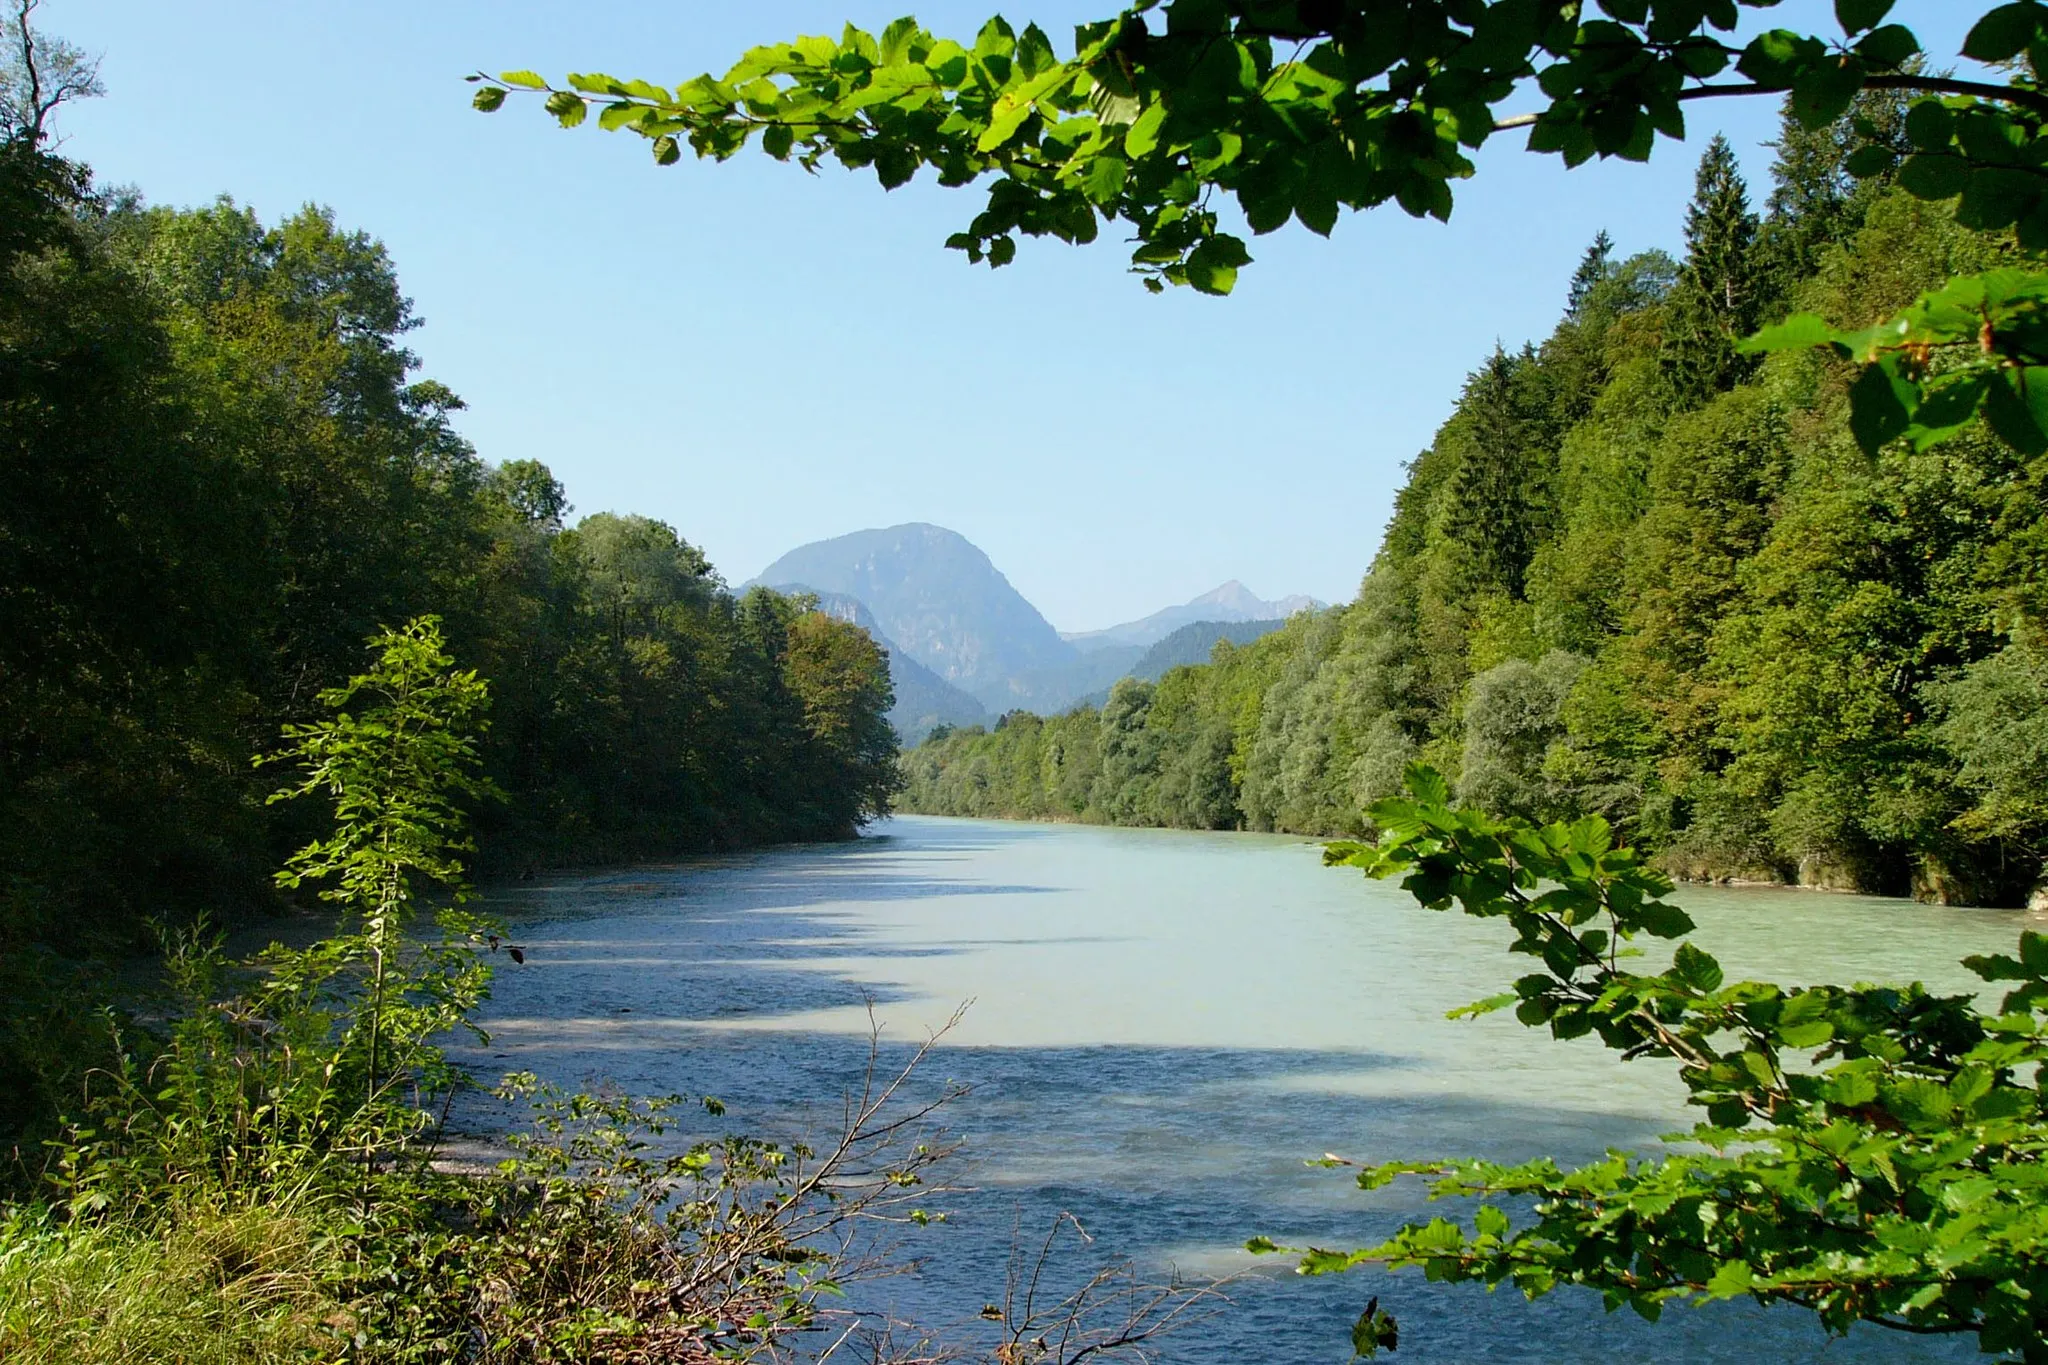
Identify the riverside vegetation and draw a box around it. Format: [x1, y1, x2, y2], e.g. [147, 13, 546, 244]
[482, 0, 2048, 909]
[0, 40, 903, 1148]
[853, 40, 2048, 910]
[895, 111, 2048, 907]
[487, 0, 2048, 1356]
[0, 6, 984, 1359]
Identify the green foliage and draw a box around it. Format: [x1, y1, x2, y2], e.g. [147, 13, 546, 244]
[900, 91, 2048, 909]
[1661, 133, 1760, 406]
[0, 158, 901, 1144]
[259, 618, 499, 1132]
[480, 2, 2014, 296]
[267, 617, 496, 919]
[1749, 267, 2048, 455]
[1458, 650, 1587, 821]
[1931, 637, 2048, 845]
[1261, 766, 2048, 1357]
[12, 618, 939, 1361]
[0, 1200, 345, 1364]
[488, 0, 2048, 478]
[898, 620, 1307, 830]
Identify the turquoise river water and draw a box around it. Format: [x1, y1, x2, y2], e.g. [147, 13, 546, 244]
[460, 814, 2035, 1363]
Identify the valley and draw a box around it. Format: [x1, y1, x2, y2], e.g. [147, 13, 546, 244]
[750, 522, 1317, 740]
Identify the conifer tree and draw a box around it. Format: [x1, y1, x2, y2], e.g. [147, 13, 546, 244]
[1752, 87, 1912, 319]
[1565, 229, 1614, 318]
[1660, 135, 1760, 408]
[1441, 347, 1543, 599]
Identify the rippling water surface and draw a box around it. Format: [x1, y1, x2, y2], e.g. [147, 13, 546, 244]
[459, 815, 2029, 1363]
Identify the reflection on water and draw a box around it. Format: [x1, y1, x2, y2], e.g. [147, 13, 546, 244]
[458, 815, 2026, 1362]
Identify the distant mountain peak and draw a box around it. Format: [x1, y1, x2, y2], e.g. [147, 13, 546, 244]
[1063, 583, 1324, 653]
[749, 524, 1073, 706]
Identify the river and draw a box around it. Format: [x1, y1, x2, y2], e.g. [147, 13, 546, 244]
[461, 814, 2030, 1362]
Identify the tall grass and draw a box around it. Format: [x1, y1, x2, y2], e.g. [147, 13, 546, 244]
[0, 1198, 344, 1364]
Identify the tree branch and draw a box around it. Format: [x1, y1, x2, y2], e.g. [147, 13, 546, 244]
[1493, 73, 2048, 133]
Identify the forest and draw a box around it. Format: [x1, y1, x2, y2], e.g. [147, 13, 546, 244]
[900, 100, 2048, 910]
[0, 113, 900, 1141]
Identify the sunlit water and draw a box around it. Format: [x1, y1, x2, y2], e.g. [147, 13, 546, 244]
[456, 815, 2031, 1362]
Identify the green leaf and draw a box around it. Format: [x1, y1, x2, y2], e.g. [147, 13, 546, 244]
[1843, 142, 1894, 179]
[880, 16, 919, 65]
[978, 94, 1038, 152]
[875, 144, 918, 189]
[1984, 372, 2048, 455]
[1897, 153, 1970, 201]
[1826, 1064, 1880, 1106]
[1448, 992, 1518, 1020]
[1835, 0, 1894, 35]
[1672, 942, 1724, 994]
[1903, 99, 1954, 151]
[1964, 951, 2027, 982]
[1848, 361, 1913, 453]
[2022, 930, 2048, 975]
[1125, 101, 1168, 158]
[1350, 1299, 1400, 1359]
[1184, 235, 1250, 296]
[544, 90, 588, 129]
[1963, 3, 2046, 62]
[1705, 1261, 1755, 1298]
[1855, 24, 1919, 68]
[472, 86, 508, 113]
[499, 70, 550, 90]
[1633, 900, 1696, 939]
[1778, 1020, 1834, 1048]
[1081, 155, 1130, 202]
[1958, 167, 2043, 232]
[1740, 312, 1842, 354]
[1790, 58, 1865, 131]
[1404, 764, 1451, 808]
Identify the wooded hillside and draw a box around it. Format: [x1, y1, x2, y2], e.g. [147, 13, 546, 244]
[901, 99, 2047, 908]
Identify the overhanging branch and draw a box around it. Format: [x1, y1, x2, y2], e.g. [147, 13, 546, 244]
[1493, 73, 2048, 133]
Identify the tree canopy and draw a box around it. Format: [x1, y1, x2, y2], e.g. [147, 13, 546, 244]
[479, 1, 2048, 452]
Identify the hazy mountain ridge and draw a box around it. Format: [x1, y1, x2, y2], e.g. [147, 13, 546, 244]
[1073, 618, 1288, 710]
[1063, 581, 1321, 652]
[751, 525, 1072, 710]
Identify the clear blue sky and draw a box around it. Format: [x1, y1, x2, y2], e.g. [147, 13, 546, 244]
[53, 1, 1981, 632]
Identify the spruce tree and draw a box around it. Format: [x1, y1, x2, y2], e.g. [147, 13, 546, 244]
[1565, 229, 1614, 318]
[1753, 87, 1913, 319]
[1660, 135, 1759, 408]
[1442, 346, 1544, 599]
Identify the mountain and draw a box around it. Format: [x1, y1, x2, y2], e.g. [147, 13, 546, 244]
[753, 527, 1316, 721]
[1073, 619, 1287, 710]
[1063, 581, 1322, 653]
[750, 524, 1077, 713]
[775, 587, 988, 744]
[1130, 617, 1287, 678]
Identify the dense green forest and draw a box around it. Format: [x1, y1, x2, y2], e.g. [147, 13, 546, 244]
[901, 100, 2048, 909]
[0, 131, 899, 1140]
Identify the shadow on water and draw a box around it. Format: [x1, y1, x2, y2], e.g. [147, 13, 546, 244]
[455, 828, 1981, 1364]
